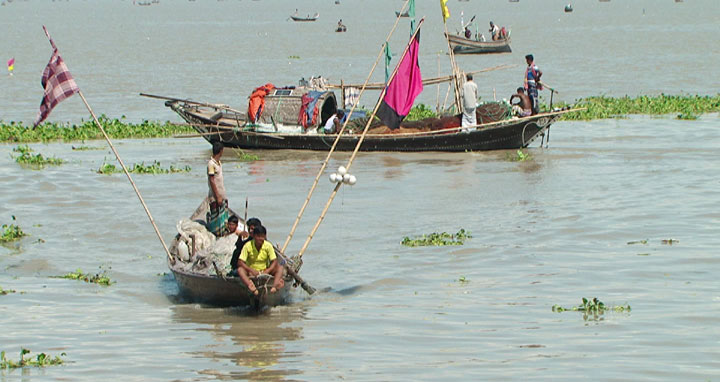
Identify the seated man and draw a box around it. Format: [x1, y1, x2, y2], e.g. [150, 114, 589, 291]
[323, 109, 345, 134]
[229, 217, 260, 274]
[236, 225, 284, 295]
[489, 21, 500, 41]
[510, 87, 532, 117]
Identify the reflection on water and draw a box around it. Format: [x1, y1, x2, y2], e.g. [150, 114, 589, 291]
[171, 304, 305, 381]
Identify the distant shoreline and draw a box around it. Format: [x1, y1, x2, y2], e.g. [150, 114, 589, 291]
[2, 95, 718, 143]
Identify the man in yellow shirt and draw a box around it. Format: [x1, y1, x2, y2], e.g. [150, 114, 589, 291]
[237, 225, 284, 295]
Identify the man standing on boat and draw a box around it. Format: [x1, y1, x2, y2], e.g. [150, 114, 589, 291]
[207, 142, 228, 236]
[524, 54, 543, 115]
[461, 73, 478, 132]
[237, 225, 284, 295]
[489, 21, 500, 41]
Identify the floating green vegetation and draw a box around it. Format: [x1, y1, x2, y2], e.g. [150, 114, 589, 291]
[1, 349, 66, 369]
[401, 229, 472, 247]
[288, 55, 301, 59]
[506, 149, 532, 162]
[232, 149, 260, 162]
[552, 297, 631, 317]
[554, 94, 720, 121]
[97, 160, 190, 175]
[71, 145, 104, 151]
[458, 276, 469, 284]
[12, 145, 64, 167]
[0, 286, 17, 295]
[406, 103, 437, 121]
[661, 238, 679, 245]
[627, 239, 648, 245]
[0, 115, 193, 143]
[53, 268, 113, 286]
[1, 216, 27, 243]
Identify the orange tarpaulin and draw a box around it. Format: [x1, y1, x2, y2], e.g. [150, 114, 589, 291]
[247, 83, 275, 123]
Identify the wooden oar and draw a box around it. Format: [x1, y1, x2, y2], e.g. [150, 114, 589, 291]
[274, 245, 316, 295]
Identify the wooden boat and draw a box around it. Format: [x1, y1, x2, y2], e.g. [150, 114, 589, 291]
[168, 201, 304, 308]
[395, 10, 410, 17]
[446, 33, 512, 54]
[290, 13, 319, 22]
[159, 93, 575, 152]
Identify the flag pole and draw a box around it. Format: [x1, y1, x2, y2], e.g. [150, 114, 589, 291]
[280, 0, 413, 254]
[296, 18, 426, 259]
[76, 90, 173, 263]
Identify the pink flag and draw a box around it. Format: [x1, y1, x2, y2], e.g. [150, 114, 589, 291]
[376, 24, 424, 130]
[7, 58, 14, 68]
[34, 26, 79, 126]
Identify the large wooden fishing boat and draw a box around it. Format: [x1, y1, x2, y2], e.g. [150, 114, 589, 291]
[446, 33, 512, 54]
[168, 201, 308, 308]
[154, 92, 574, 152]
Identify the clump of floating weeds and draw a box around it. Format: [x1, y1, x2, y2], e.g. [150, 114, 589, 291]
[506, 149, 532, 162]
[0, 115, 193, 143]
[552, 298, 631, 320]
[627, 239, 648, 245]
[1, 349, 66, 369]
[12, 145, 64, 167]
[402, 229, 472, 247]
[232, 149, 260, 162]
[288, 55, 301, 59]
[97, 160, 190, 175]
[553, 94, 720, 121]
[661, 238, 679, 245]
[71, 145, 103, 151]
[1, 216, 27, 243]
[0, 286, 17, 295]
[53, 267, 113, 286]
[458, 276, 469, 284]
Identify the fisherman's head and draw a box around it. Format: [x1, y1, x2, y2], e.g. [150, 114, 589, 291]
[227, 215, 239, 233]
[525, 54, 534, 65]
[516, 87, 525, 94]
[246, 217, 262, 236]
[212, 142, 224, 157]
[253, 225, 267, 248]
[337, 109, 345, 120]
[466, 73, 473, 81]
[489, 21, 494, 27]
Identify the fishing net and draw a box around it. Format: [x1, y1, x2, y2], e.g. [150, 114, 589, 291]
[174, 219, 238, 275]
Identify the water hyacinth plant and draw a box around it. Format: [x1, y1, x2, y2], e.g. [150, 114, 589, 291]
[1, 349, 66, 369]
[402, 229, 472, 247]
[554, 94, 720, 121]
[0, 115, 193, 143]
[12, 145, 64, 167]
[1, 216, 27, 243]
[53, 268, 113, 286]
[506, 149, 532, 162]
[97, 160, 191, 175]
[0, 286, 17, 295]
[552, 298, 631, 321]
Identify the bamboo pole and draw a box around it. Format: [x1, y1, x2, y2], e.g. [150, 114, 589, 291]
[280, 0, 413, 254]
[77, 91, 173, 262]
[139, 93, 246, 115]
[296, 19, 426, 259]
[326, 65, 516, 90]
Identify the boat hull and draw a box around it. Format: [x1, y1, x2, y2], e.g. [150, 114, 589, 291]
[175, 106, 563, 152]
[169, 262, 291, 308]
[447, 34, 512, 54]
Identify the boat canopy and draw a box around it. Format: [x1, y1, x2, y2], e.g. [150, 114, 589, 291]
[256, 87, 338, 129]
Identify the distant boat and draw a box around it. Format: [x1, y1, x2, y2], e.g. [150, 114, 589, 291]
[509, 0, 519, 3]
[334, 0, 340, 4]
[564, 4, 573, 12]
[395, 10, 410, 17]
[290, 13, 319, 22]
[446, 33, 512, 54]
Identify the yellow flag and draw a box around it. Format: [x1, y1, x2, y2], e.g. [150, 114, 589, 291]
[440, 0, 450, 22]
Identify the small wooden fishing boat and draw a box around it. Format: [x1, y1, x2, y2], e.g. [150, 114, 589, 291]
[168, 201, 306, 308]
[395, 10, 410, 17]
[290, 13, 319, 22]
[446, 33, 512, 54]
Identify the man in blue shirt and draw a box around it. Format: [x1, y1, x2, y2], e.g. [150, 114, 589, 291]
[524, 54, 543, 115]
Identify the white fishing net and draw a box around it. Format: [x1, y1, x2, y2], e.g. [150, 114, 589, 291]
[174, 219, 238, 275]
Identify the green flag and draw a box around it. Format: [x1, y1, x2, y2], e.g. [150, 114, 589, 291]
[384, 42, 392, 83]
[408, 0, 415, 18]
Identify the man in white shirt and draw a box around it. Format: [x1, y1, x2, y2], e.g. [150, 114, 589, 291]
[461, 74, 478, 132]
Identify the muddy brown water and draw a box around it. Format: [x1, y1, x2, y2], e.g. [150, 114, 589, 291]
[2, 115, 720, 380]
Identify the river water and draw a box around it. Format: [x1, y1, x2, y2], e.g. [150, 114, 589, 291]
[2, 115, 719, 380]
[1, 0, 719, 124]
[2, 0, 720, 381]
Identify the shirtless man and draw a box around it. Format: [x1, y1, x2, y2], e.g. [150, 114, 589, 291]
[510, 87, 532, 117]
